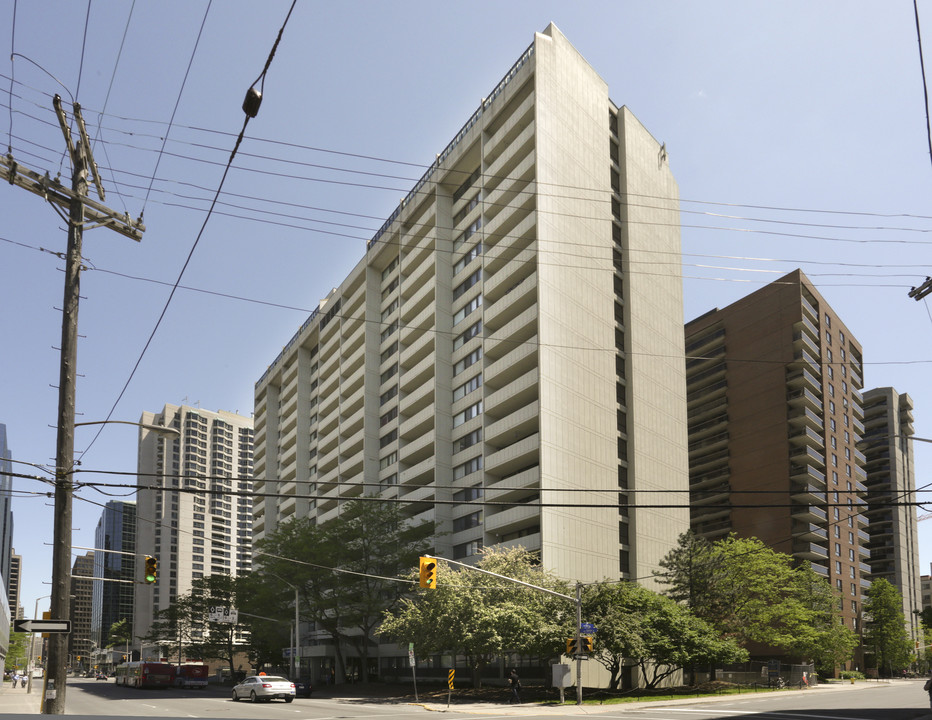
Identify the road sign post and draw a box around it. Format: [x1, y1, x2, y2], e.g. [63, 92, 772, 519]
[14, 619, 71, 634]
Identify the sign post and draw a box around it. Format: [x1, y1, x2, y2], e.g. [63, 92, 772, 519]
[447, 668, 454, 708]
[409, 643, 417, 702]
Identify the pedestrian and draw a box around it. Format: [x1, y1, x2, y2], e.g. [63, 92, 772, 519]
[507, 668, 521, 704]
[924, 673, 932, 710]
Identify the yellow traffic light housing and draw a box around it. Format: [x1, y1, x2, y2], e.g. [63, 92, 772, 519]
[419, 556, 437, 589]
[581, 636, 594, 653]
[566, 637, 577, 655]
[144, 555, 158, 584]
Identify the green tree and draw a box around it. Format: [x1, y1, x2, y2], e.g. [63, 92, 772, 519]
[789, 567, 858, 675]
[583, 581, 747, 689]
[657, 533, 844, 658]
[141, 574, 250, 679]
[378, 547, 571, 688]
[5, 632, 29, 672]
[254, 498, 434, 682]
[107, 618, 133, 660]
[863, 578, 913, 677]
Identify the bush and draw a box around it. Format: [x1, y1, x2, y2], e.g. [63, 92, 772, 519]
[839, 671, 865, 680]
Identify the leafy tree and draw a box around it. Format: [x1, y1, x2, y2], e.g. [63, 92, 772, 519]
[583, 581, 747, 689]
[5, 632, 29, 672]
[657, 533, 852, 664]
[107, 618, 133, 659]
[789, 567, 858, 675]
[378, 547, 572, 688]
[254, 498, 434, 682]
[141, 574, 250, 677]
[863, 578, 913, 676]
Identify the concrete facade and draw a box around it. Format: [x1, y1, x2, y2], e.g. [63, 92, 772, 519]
[861, 388, 923, 647]
[133, 404, 254, 643]
[253, 24, 689, 682]
[685, 269, 869, 645]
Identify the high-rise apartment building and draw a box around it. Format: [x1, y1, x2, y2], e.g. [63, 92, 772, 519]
[861, 388, 923, 646]
[0, 424, 14, 597]
[7, 551, 21, 618]
[253, 23, 689, 678]
[685, 269, 869, 646]
[70, 551, 95, 666]
[91, 501, 136, 650]
[134, 404, 254, 642]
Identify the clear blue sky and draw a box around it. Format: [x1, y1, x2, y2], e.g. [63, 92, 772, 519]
[2, 1, 931, 619]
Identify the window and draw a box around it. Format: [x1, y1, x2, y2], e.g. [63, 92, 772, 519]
[836, 579, 843, 590]
[453, 511, 483, 532]
[380, 364, 398, 384]
[826, 330, 832, 345]
[848, 549, 855, 561]
[381, 299, 399, 322]
[844, 430, 850, 442]
[453, 485, 483, 502]
[380, 320, 398, 343]
[454, 374, 482, 401]
[828, 384, 834, 397]
[454, 348, 482, 376]
[454, 320, 482, 350]
[456, 428, 482, 452]
[452, 167, 480, 203]
[832, 454, 838, 467]
[827, 348, 833, 362]
[831, 436, 837, 449]
[453, 455, 483, 480]
[379, 429, 398, 449]
[834, 526, 840, 538]
[453, 193, 480, 225]
[453, 269, 481, 300]
[848, 531, 854, 543]
[381, 276, 399, 300]
[453, 539, 482, 559]
[849, 565, 856, 578]
[380, 342, 397, 364]
[380, 385, 398, 405]
[825, 313, 831, 327]
[453, 218, 482, 250]
[830, 418, 836, 431]
[453, 295, 482, 324]
[835, 543, 841, 556]
[834, 507, 840, 520]
[453, 400, 483, 427]
[835, 561, 842, 574]
[454, 242, 483, 275]
[379, 452, 397, 470]
[841, 347, 846, 360]
[381, 256, 399, 280]
[828, 366, 834, 379]
[829, 400, 836, 414]
[380, 407, 398, 427]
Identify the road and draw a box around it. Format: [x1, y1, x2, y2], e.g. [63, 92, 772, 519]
[1, 677, 929, 719]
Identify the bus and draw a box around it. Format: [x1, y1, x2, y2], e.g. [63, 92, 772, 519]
[113, 661, 174, 689]
[172, 662, 209, 689]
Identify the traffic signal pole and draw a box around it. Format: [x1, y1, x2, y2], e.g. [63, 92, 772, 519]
[422, 555, 585, 704]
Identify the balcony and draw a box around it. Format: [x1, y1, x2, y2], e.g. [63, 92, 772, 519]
[788, 387, 823, 413]
[485, 433, 540, 477]
[484, 305, 538, 362]
[792, 542, 829, 561]
[484, 368, 539, 419]
[789, 444, 826, 468]
[485, 401, 540, 450]
[794, 523, 828, 541]
[485, 336, 538, 387]
[787, 367, 822, 394]
[400, 429, 436, 466]
[485, 502, 539, 535]
[400, 456, 435, 485]
[484, 272, 537, 333]
[791, 483, 826, 505]
[400, 404, 435, 441]
[787, 406, 824, 431]
[791, 504, 828, 523]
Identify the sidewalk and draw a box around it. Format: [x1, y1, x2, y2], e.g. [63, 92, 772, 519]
[415, 679, 889, 715]
[0, 682, 43, 715]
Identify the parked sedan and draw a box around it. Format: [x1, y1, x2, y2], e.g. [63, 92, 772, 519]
[232, 675, 295, 703]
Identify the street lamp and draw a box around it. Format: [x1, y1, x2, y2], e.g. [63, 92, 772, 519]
[46, 419, 178, 714]
[267, 572, 300, 682]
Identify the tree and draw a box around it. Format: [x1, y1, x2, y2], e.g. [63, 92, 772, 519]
[254, 498, 434, 682]
[788, 568, 858, 675]
[657, 533, 848, 660]
[378, 547, 571, 688]
[583, 581, 747, 689]
[863, 578, 913, 677]
[5, 632, 29, 672]
[108, 618, 133, 660]
[141, 574, 250, 678]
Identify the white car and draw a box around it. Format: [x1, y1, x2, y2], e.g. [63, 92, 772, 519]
[231, 675, 295, 703]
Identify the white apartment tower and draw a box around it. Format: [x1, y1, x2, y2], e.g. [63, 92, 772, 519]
[134, 404, 254, 641]
[254, 24, 689, 587]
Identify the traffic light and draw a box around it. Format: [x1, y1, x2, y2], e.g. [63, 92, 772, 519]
[581, 636, 594, 653]
[566, 637, 577, 655]
[144, 555, 158, 584]
[419, 556, 437, 589]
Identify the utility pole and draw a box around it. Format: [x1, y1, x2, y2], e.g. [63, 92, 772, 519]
[1, 95, 144, 714]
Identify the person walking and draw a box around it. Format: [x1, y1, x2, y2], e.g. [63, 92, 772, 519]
[924, 673, 932, 710]
[507, 668, 521, 704]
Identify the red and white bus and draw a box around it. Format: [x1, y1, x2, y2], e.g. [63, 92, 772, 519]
[172, 663, 209, 689]
[113, 661, 174, 689]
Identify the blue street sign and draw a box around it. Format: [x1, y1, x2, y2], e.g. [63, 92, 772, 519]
[580, 622, 597, 634]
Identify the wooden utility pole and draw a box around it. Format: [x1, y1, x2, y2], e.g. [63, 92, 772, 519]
[1, 94, 144, 714]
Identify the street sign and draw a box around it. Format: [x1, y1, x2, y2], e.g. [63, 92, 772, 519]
[14, 618, 71, 634]
[580, 622, 597, 634]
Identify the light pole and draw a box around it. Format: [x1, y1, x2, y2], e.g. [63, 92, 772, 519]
[27, 595, 51, 695]
[268, 573, 299, 681]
